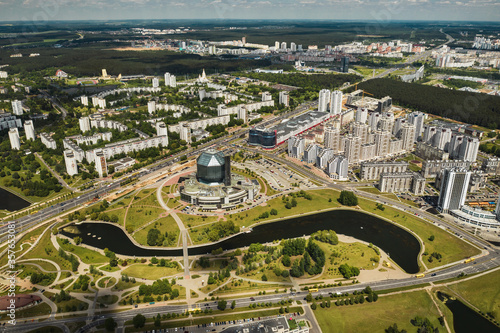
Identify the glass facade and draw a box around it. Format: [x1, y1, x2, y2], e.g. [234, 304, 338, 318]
[197, 150, 226, 184]
[248, 129, 276, 148]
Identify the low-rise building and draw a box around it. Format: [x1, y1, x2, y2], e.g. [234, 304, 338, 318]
[360, 161, 408, 180]
[378, 172, 425, 195]
[40, 132, 57, 149]
[421, 160, 471, 178]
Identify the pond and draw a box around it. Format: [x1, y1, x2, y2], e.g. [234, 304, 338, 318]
[0, 187, 30, 212]
[61, 209, 421, 273]
[437, 292, 499, 333]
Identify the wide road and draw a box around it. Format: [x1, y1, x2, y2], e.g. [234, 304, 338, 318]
[371, 28, 455, 80]
[0, 100, 317, 246]
[8, 249, 499, 333]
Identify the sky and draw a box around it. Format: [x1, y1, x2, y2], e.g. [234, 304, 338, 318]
[0, 0, 499, 22]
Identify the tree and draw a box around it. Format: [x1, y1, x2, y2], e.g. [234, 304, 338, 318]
[385, 323, 407, 333]
[338, 191, 358, 206]
[147, 229, 163, 246]
[73, 236, 82, 245]
[306, 293, 313, 302]
[231, 300, 236, 309]
[217, 300, 227, 311]
[262, 274, 267, 281]
[338, 263, 360, 279]
[291, 198, 297, 207]
[154, 314, 161, 327]
[282, 255, 291, 267]
[311, 302, 317, 310]
[104, 318, 117, 332]
[428, 235, 435, 241]
[132, 314, 146, 328]
[270, 208, 278, 216]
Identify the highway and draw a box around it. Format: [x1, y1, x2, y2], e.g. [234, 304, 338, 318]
[8, 249, 499, 333]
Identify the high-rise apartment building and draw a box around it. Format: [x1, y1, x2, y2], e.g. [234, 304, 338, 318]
[324, 126, 341, 152]
[152, 77, 159, 88]
[9, 128, 20, 150]
[318, 89, 330, 112]
[344, 135, 361, 164]
[79, 117, 91, 133]
[24, 120, 35, 141]
[459, 136, 479, 162]
[11, 100, 23, 116]
[352, 122, 369, 145]
[437, 168, 471, 213]
[400, 123, 416, 151]
[279, 91, 289, 107]
[148, 101, 156, 115]
[94, 149, 107, 178]
[408, 111, 425, 141]
[329, 90, 342, 115]
[434, 127, 452, 151]
[355, 108, 368, 124]
[64, 150, 78, 176]
[374, 130, 391, 157]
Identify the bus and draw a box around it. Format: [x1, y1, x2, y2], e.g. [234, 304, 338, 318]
[464, 258, 475, 264]
[308, 288, 318, 292]
[415, 274, 425, 278]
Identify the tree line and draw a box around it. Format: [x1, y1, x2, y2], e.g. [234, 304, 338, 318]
[358, 78, 500, 129]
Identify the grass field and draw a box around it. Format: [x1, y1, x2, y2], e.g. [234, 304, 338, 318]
[446, 268, 500, 319]
[356, 196, 481, 269]
[122, 264, 182, 280]
[16, 230, 74, 271]
[211, 280, 290, 296]
[314, 290, 442, 333]
[133, 215, 180, 247]
[319, 241, 378, 279]
[179, 213, 219, 229]
[14, 302, 52, 318]
[124, 207, 166, 233]
[57, 238, 109, 264]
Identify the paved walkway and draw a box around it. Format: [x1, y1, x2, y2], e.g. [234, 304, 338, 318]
[156, 174, 190, 278]
[35, 153, 74, 191]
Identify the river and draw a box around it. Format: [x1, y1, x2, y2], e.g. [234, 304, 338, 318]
[61, 209, 421, 273]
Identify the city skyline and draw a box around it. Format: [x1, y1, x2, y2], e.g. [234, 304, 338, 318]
[0, 0, 499, 22]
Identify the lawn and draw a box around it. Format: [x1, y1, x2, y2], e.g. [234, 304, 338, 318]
[122, 264, 182, 280]
[318, 241, 378, 280]
[124, 206, 166, 233]
[179, 213, 219, 229]
[211, 280, 290, 296]
[357, 187, 381, 194]
[132, 189, 162, 207]
[57, 238, 109, 264]
[133, 215, 180, 247]
[16, 229, 74, 271]
[23, 260, 58, 272]
[446, 269, 500, 319]
[356, 196, 481, 269]
[14, 302, 52, 319]
[97, 276, 117, 288]
[314, 290, 442, 333]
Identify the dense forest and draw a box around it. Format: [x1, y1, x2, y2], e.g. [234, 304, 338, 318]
[358, 78, 500, 129]
[243, 72, 360, 91]
[0, 48, 271, 77]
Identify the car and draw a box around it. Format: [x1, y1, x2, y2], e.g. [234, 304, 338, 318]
[250, 297, 255, 301]
[431, 273, 437, 277]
